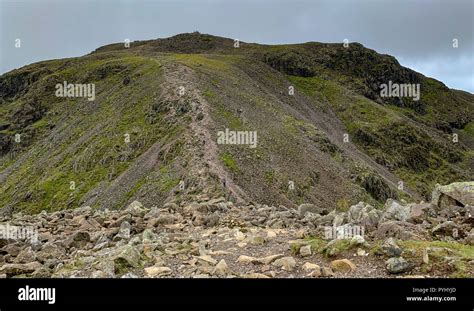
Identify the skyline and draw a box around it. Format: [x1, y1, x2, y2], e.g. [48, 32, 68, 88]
[1, 0, 473, 92]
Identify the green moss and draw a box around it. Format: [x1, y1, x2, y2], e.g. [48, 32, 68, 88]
[398, 240, 474, 260]
[216, 106, 242, 129]
[203, 89, 216, 100]
[220, 152, 238, 173]
[31, 118, 48, 130]
[264, 170, 276, 184]
[283, 115, 318, 136]
[321, 239, 353, 257]
[352, 165, 396, 202]
[158, 165, 180, 192]
[172, 54, 236, 72]
[462, 121, 474, 138]
[398, 240, 473, 278]
[336, 198, 350, 212]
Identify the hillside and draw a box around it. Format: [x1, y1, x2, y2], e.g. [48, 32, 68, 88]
[0, 32, 473, 215]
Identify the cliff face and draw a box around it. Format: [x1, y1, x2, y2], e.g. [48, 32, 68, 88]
[0, 32, 473, 214]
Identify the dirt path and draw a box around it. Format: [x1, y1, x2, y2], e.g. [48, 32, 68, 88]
[159, 60, 250, 203]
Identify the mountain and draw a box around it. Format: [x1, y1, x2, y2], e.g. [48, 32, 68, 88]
[1, 32, 473, 214]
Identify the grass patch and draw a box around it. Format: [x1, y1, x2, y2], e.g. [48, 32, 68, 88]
[220, 152, 238, 173]
[461, 121, 474, 138]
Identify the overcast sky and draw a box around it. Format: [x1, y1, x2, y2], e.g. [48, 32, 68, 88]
[1, 0, 473, 92]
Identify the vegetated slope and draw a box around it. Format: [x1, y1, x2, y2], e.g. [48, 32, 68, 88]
[0, 32, 472, 214]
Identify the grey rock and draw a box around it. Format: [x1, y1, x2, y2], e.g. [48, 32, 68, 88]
[204, 214, 220, 227]
[125, 201, 149, 217]
[407, 202, 431, 223]
[142, 229, 158, 243]
[381, 237, 402, 257]
[113, 221, 131, 241]
[381, 200, 410, 222]
[332, 212, 346, 227]
[347, 202, 380, 231]
[298, 204, 327, 217]
[273, 256, 297, 271]
[14, 247, 36, 264]
[349, 235, 366, 247]
[385, 257, 413, 274]
[376, 220, 428, 240]
[65, 231, 91, 249]
[431, 182, 474, 209]
[431, 221, 464, 239]
[0, 262, 42, 277]
[30, 267, 52, 278]
[37, 242, 66, 262]
[111, 245, 141, 273]
[299, 245, 312, 257]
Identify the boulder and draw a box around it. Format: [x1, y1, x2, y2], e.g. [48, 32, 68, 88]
[273, 256, 297, 271]
[298, 204, 328, 217]
[431, 182, 474, 209]
[144, 266, 172, 277]
[381, 200, 410, 222]
[111, 245, 141, 274]
[65, 231, 90, 249]
[114, 221, 131, 241]
[407, 202, 432, 223]
[14, 247, 36, 264]
[330, 259, 356, 273]
[212, 259, 229, 276]
[332, 212, 346, 227]
[380, 237, 402, 257]
[302, 262, 320, 272]
[376, 220, 428, 240]
[299, 245, 312, 257]
[347, 202, 380, 231]
[431, 221, 465, 239]
[385, 257, 413, 274]
[2, 243, 22, 256]
[125, 201, 149, 217]
[0, 262, 42, 277]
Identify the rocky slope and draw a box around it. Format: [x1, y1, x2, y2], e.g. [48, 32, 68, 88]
[0, 182, 472, 278]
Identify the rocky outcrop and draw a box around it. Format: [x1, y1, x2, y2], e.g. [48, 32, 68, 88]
[431, 182, 474, 209]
